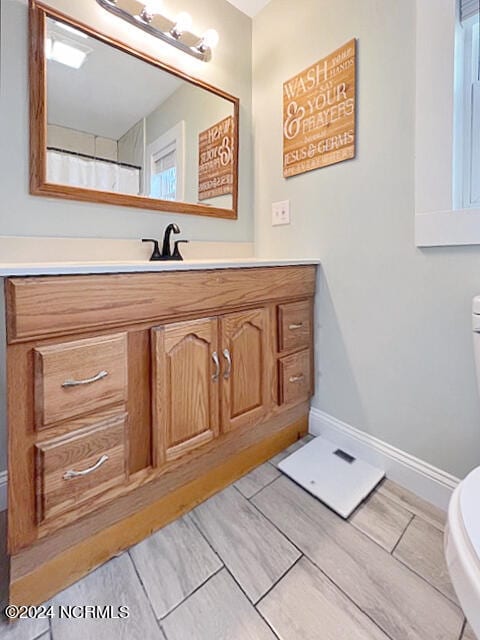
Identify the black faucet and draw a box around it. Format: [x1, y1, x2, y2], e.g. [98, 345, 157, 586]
[161, 223, 180, 258]
[142, 224, 189, 261]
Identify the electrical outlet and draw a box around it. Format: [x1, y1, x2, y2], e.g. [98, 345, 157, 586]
[272, 200, 291, 226]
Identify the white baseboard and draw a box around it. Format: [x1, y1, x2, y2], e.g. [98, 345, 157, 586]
[0, 471, 7, 512]
[309, 408, 460, 511]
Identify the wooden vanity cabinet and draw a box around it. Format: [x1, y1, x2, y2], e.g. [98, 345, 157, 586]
[152, 318, 220, 465]
[279, 349, 312, 405]
[220, 308, 271, 433]
[151, 308, 272, 465]
[5, 265, 316, 607]
[33, 333, 128, 429]
[35, 413, 128, 523]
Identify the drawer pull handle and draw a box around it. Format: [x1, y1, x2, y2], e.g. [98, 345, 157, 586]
[289, 374, 305, 383]
[212, 352, 220, 381]
[62, 370, 109, 388]
[223, 349, 232, 380]
[63, 454, 109, 480]
[289, 323, 304, 330]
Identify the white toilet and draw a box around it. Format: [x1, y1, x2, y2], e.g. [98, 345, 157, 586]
[445, 297, 480, 638]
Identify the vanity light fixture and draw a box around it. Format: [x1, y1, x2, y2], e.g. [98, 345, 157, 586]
[197, 28, 220, 53]
[137, 0, 164, 23]
[170, 11, 193, 39]
[96, 0, 219, 62]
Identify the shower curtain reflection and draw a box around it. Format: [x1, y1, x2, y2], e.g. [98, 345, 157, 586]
[47, 149, 141, 195]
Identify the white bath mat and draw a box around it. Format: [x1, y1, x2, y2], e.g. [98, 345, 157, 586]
[278, 436, 385, 518]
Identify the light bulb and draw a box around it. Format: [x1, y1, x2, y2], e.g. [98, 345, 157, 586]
[201, 28, 219, 49]
[174, 11, 192, 34]
[143, 0, 163, 16]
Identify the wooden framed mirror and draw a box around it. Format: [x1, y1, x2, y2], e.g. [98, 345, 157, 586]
[29, 1, 239, 219]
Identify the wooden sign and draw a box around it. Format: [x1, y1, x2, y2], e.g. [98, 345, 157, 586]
[283, 39, 356, 178]
[198, 116, 235, 200]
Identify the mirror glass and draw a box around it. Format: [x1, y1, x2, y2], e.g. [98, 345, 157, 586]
[44, 16, 236, 212]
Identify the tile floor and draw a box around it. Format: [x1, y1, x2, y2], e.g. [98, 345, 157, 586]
[0, 436, 476, 640]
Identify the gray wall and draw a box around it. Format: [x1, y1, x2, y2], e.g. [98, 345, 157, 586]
[118, 120, 145, 169]
[253, 0, 480, 479]
[47, 125, 118, 161]
[0, 0, 253, 242]
[146, 83, 233, 208]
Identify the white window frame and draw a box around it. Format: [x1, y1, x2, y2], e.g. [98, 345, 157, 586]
[460, 17, 479, 208]
[415, 0, 480, 247]
[145, 121, 185, 201]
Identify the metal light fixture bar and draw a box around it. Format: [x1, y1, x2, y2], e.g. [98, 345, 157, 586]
[96, 0, 215, 62]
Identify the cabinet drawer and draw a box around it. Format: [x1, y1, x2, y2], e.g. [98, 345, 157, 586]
[278, 301, 312, 353]
[35, 413, 128, 523]
[279, 349, 312, 405]
[34, 333, 128, 429]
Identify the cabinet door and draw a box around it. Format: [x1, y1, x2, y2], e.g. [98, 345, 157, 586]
[152, 318, 220, 465]
[221, 308, 271, 432]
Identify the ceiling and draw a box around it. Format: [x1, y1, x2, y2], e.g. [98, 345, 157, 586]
[226, 0, 271, 17]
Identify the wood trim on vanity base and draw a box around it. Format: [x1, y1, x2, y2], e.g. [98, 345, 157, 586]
[9, 413, 308, 607]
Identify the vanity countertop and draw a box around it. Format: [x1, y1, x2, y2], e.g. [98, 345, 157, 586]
[0, 257, 320, 277]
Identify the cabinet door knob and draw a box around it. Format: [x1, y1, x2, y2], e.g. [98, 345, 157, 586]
[212, 352, 220, 381]
[223, 349, 232, 380]
[63, 454, 109, 480]
[62, 370, 109, 388]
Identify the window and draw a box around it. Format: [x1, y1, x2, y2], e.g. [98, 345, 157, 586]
[146, 121, 185, 201]
[151, 144, 177, 201]
[456, 1, 480, 208]
[414, 0, 480, 247]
